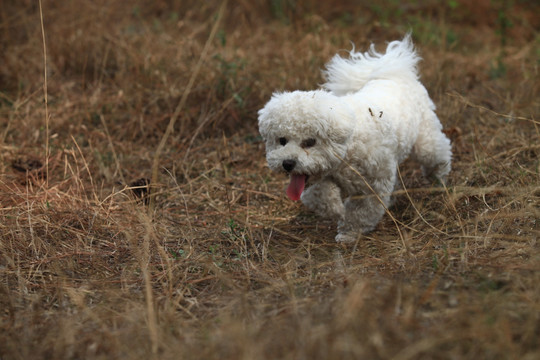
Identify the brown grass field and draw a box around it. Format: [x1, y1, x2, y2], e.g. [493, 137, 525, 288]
[1, 0, 539, 359]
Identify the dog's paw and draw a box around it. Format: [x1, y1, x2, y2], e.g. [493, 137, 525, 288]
[335, 232, 359, 243]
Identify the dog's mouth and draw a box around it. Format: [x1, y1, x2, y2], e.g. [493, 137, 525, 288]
[286, 174, 309, 201]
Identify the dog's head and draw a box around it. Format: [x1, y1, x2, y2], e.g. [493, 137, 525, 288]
[258, 90, 355, 201]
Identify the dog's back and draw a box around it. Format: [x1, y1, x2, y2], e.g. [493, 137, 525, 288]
[322, 33, 420, 96]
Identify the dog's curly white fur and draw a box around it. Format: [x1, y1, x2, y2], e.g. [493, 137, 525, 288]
[258, 35, 452, 243]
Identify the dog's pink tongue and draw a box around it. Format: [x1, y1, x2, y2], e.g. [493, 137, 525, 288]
[286, 174, 306, 201]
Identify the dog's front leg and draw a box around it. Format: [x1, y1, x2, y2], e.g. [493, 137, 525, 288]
[336, 196, 386, 242]
[301, 179, 345, 220]
[335, 176, 394, 243]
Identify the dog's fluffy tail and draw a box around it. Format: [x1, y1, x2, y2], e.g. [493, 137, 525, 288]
[322, 33, 420, 95]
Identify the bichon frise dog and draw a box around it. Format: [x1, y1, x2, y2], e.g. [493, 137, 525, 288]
[258, 34, 452, 243]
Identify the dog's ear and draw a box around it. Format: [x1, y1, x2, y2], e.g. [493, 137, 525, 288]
[326, 111, 354, 144]
[314, 95, 355, 144]
[257, 108, 269, 140]
[257, 92, 286, 139]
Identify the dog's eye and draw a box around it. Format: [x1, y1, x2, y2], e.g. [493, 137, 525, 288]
[301, 138, 316, 148]
[278, 137, 287, 146]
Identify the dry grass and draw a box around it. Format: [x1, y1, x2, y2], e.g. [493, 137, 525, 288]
[1, 1, 539, 359]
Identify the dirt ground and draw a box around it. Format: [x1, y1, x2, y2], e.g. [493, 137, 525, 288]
[1, 1, 539, 359]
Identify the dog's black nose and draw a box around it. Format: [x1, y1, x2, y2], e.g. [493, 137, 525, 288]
[282, 159, 296, 172]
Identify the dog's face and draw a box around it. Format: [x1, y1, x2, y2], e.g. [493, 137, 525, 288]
[258, 90, 354, 201]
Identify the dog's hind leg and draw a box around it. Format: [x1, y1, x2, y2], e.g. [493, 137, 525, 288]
[301, 179, 345, 220]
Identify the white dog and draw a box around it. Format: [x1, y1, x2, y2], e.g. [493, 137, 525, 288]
[258, 34, 452, 242]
